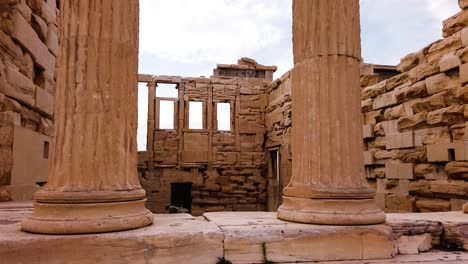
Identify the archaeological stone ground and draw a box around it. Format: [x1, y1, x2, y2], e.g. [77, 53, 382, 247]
[0, 0, 467, 263]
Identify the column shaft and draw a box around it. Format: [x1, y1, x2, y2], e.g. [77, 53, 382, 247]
[22, 0, 153, 234]
[277, 0, 385, 225]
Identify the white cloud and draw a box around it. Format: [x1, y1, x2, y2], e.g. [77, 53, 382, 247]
[139, 0, 292, 64]
[426, 0, 459, 22]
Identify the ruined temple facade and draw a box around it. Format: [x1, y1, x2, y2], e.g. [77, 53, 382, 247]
[138, 58, 277, 215]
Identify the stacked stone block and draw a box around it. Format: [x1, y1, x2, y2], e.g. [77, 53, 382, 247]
[361, 2, 468, 213]
[0, 0, 58, 201]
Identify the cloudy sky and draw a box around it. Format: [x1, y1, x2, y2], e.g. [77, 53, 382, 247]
[137, 0, 460, 150]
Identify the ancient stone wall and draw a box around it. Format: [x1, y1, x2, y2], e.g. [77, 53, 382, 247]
[361, 4, 468, 213]
[264, 71, 292, 211]
[138, 59, 275, 215]
[0, 0, 58, 202]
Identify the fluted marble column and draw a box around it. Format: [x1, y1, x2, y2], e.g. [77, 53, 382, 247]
[22, 0, 153, 234]
[277, 0, 385, 225]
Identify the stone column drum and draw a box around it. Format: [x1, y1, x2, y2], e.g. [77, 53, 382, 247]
[277, 0, 385, 225]
[22, 0, 153, 234]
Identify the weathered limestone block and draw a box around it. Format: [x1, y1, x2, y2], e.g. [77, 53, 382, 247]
[361, 98, 373, 111]
[395, 81, 427, 103]
[385, 73, 410, 92]
[46, 24, 59, 56]
[425, 73, 457, 95]
[427, 32, 462, 62]
[442, 221, 468, 250]
[451, 198, 468, 210]
[10, 10, 55, 74]
[386, 161, 414, 180]
[431, 180, 468, 196]
[414, 126, 451, 146]
[205, 212, 395, 263]
[414, 163, 446, 180]
[427, 143, 451, 162]
[443, 10, 468, 38]
[386, 132, 414, 150]
[440, 52, 461, 72]
[396, 233, 432, 254]
[426, 105, 465, 125]
[446, 161, 468, 179]
[412, 92, 448, 113]
[451, 122, 468, 140]
[4, 64, 35, 106]
[360, 73, 380, 87]
[408, 59, 441, 83]
[398, 112, 427, 130]
[31, 14, 48, 41]
[34, 86, 53, 116]
[373, 91, 397, 110]
[456, 85, 468, 102]
[386, 194, 415, 212]
[362, 80, 387, 100]
[416, 198, 451, 212]
[409, 180, 433, 197]
[397, 49, 427, 72]
[460, 0, 468, 9]
[397, 147, 427, 163]
[383, 104, 408, 120]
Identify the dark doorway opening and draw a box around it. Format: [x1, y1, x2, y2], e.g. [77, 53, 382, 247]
[171, 182, 192, 213]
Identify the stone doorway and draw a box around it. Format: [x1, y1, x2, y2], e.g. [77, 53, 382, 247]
[170, 182, 192, 213]
[267, 148, 282, 211]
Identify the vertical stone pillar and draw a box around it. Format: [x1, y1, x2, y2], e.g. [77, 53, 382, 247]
[277, 0, 385, 225]
[147, 82, 157, 171]
[22, 0, 153, 234]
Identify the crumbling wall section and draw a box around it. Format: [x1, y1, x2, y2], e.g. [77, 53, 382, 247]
[361, 3, 468, 212]
[0, 0, 58, 201]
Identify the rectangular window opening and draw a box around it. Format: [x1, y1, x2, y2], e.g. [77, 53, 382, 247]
[159, 100, 175, 129]
[156, 83, 178, 98]
[43, 141, 49, 159]
[217, 102, 231, 131]
[189, 101, 203, 129]
[137, 82, 148, 151]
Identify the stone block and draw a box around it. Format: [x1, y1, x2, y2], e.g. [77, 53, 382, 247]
[416, 198, 451, 212]
[414, 126, 451, 146]
[46, 24, 59, 56]
[425, 73, 455, 95]
[364, 151, 375, 165]
[452, 142, 468, 161]
[204, 212, 395, 263]
[362, 81, 387, 100]
[0, 111, 21, 126]
[443, 10, 468, 37]
[398, 112, 427, 131]
[439, 52, 461, 72]
[427, 143, 451, 162]
[363, 124, 374, 139]
[445, 161, 468, 179]
[462, 27, 468, 47]
[35, 87, 54, 116]
[427, 105, 465, 126]
[386, 194, 415, 213]
[461, 63, 468, 84]
[386, 131, 414, 150]
[0, 214, 224, 264]
[460, 0, 468, 9]
[431, 180, 468, 196]
[386, 162, 414, 180]
[373, 91, 397, 110]
[397, 234, 432, 254]
[4, 65, 36, 106]
[10, 11, 55, 74]
[451, 198, 468, 211]
[395, 81, 427, 103]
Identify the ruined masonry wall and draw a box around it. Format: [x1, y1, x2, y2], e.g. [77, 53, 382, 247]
[361, 3, 468, 213]
[138, 73, 270, 215]
[0, 1, 58, 201]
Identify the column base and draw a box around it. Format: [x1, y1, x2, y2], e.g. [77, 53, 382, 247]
[277, 196, 386, 225]
[22, 199, 153, 234]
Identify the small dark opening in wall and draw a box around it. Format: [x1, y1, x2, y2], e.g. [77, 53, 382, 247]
[36, 182, 47, 187]
[170, 182, 192, 213]
[448, 148, 455, 161]
[43, 141, 49, 159]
